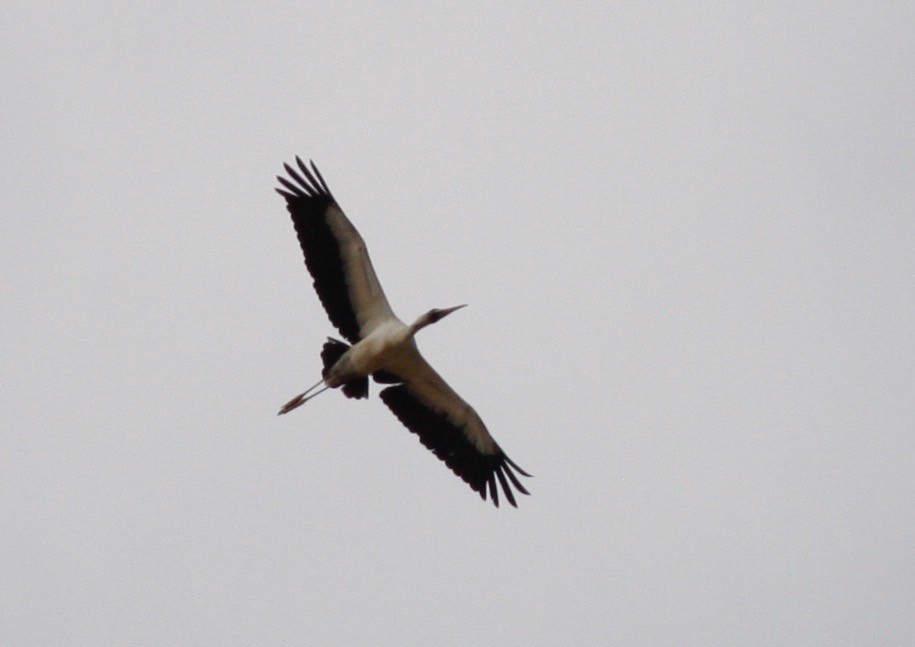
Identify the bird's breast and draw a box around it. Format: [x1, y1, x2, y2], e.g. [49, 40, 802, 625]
[347, 322, 412, 375]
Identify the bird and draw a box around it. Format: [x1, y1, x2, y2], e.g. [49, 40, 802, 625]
[274, 157, 530, 507]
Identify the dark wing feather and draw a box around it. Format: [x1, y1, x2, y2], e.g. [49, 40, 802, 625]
[379, 383, 530, 508]
[276, 158, 396, 343]
[372, 370, 403, 384]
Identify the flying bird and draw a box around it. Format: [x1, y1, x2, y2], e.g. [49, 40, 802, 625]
[275, 158, 530, 507]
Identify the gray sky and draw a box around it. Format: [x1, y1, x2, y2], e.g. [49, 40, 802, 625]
[3, 2, 913, 645]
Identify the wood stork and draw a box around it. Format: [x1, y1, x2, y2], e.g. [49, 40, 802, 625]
[275, 158, 530, 507]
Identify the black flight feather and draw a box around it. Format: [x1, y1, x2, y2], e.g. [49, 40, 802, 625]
[277, 161, 362, 344]
[372, 370, 403, 384]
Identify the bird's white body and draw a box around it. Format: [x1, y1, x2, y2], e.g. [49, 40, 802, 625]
[326, 318, 410, 384]
[275, 158, 528, 506]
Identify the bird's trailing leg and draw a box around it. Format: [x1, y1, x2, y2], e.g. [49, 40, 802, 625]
[278, 378, 330, 415]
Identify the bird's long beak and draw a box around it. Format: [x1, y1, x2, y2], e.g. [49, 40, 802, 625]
[440, 304, 468, 318]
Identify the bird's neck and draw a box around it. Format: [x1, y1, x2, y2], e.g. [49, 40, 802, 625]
[408, 314, 432, 337]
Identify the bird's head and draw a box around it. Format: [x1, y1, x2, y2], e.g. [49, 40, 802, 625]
[412, 304, 467, 333]
[427, 304, 467, 324]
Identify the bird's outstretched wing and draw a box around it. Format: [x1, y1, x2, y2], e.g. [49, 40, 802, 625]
[378, 350, 531, 507]
[276, 158, 396, 343]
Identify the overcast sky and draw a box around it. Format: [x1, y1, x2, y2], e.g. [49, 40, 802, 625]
[3, 2, 913, 645]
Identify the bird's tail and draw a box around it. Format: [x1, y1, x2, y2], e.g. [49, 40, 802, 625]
[321, 337, 368, 399]
[320, 337, 348, 377]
